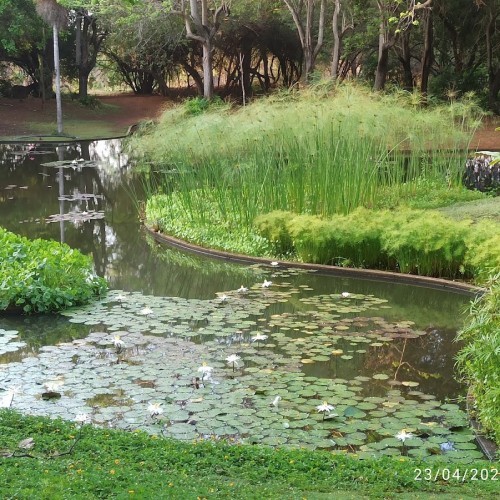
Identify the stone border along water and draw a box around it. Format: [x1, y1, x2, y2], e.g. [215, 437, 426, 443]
[144, 225, 483, 296]
[145, 224, 498, 460]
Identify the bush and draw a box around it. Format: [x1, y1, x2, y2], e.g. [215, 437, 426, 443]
[455, 273, 500, 445]
[0, 227, 107, 314]
[183, 96, 225, 116]
[254, 210, 295, 256]
[254, 208, 499, 280]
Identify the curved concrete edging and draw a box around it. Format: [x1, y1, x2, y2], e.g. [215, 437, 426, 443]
[145, 225, 483, 296]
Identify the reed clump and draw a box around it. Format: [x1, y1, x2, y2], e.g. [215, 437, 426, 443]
[133, 84, 481, 223]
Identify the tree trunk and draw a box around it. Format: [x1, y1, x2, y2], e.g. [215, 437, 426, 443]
[420, 9, 433, 97]
[331, 0, 341, 80]
[53, 24, 63, 134]
[374, 40, 390, 91]
[182, 61, 204, 95]
[202, 41, 214, 99]
[398, 31, 413, 91]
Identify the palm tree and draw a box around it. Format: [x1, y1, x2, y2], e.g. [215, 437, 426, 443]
[35, 0, 68, 134]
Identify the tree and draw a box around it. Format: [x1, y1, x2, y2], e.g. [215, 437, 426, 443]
[476, 0, 500, 111]
[373, 0, 432, 91]
[0, 0, 51, 91]
[72, 6, 107, 98]
[282, 0, 326, 80]
[35, 0, 68, 134]
[331, 0, 353, 80]
[172, 0, 230, 99]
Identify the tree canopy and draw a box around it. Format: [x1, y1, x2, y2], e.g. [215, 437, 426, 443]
[0, 0, 498, 110]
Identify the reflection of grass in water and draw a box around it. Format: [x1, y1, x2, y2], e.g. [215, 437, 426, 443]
[25, 118, 123, 140]
[145, 233, 261, 280]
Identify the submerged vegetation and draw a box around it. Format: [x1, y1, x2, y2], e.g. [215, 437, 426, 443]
[0, 227, 107, 314]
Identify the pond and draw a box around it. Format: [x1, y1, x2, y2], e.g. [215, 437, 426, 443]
[0, 140, 483, 462]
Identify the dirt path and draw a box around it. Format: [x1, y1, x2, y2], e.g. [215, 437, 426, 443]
[0, 93, 499, 148]
[0, 94, 170, 139]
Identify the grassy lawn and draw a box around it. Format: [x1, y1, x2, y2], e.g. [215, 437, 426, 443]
[0, 411, 498, 499]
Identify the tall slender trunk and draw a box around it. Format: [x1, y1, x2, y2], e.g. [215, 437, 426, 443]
[420, 10, 433, 98]
[331, 0, 341, 80]
[53, 24, 63, 134]
[202, 42, 214, 100]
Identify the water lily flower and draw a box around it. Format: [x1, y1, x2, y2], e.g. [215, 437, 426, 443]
[114, 335, 125, 352]
[197, 362, 214, 381]
[395, 430, 414, 442]
[341, 292, 350, 298]
[270, 261, 279, 267]
[115, 293, 126, 304]
[251, 333, 268, 348]
[140, 307, 153, 316]
[271, 396, 281, 407]
[237, 285, 248, 293]
[262, 280, 272, 288]
[148, 402, 163, 417]
[74, 414, 90, 425]
[45, 380, 63, 392]
[218, 294, 229, 303]
[226, 354, 241, 371]
[316, 401, 336, 419]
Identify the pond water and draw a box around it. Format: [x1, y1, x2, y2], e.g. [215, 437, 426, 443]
[0, 141, 483, 461]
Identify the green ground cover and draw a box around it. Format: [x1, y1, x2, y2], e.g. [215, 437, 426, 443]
[0, 227, 107, 313]
[0, 410, 498, 499]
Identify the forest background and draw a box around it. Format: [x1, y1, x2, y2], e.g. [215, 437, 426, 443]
[0, 0, 499, 115]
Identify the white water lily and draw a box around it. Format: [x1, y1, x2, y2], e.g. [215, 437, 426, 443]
[74, 414, 90, 425]
[44, 379, 63, 392]
[113, 335, 125, 352]
[140, 307, 153, 316]
[197, 362, 214, 380]
[262, 280, 272, 288]
[148, 402, 163, 417]
[341, 292, 350, 298]
[271, 396, 281, 407]
[316, 401, 335, 418]
[218, 294, 229, 303]
[270, 261, 279, 267]
[237, 285, 248, 293]
[395, 430, 414, 442]
[251, 333, 268, 343]
[226, 354, 241, 371]
[115, 294, 126, 303]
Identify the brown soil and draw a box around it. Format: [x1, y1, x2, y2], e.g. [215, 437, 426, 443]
[0, 93, 499, 149]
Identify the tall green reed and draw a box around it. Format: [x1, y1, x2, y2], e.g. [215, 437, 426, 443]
[131, 84, 481, 229]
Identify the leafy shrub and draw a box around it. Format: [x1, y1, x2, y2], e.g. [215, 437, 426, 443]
[254, 208, 499, 279]
[380, 211, 472, 277]
[0, 227, 107, 314]
[254, 210, 295, 255]
[183, 96, 225, 116]
[77, 95, 102, 109]
[455, 273, 500, 445]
